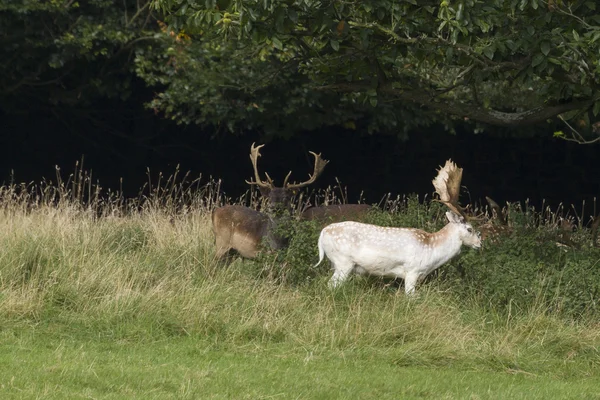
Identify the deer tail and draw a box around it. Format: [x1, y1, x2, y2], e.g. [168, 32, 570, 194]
[313, 230, 326, 268]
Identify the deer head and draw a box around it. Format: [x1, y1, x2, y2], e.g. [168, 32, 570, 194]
[245, 142, 329, 212]
[432, 159, 482, 247]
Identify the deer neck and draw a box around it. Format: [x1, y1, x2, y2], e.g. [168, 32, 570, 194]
[423, 224, 463, 268]
[264, 207, 292, 250]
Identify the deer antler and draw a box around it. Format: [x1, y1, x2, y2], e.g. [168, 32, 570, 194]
[245, 143, 274, 189]
[485, 196, 507, 226]
[284, 151, 330, 190]
[432, 159, 467, 219]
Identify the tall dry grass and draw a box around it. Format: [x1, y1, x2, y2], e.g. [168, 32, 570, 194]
[0, 168, 598, 376]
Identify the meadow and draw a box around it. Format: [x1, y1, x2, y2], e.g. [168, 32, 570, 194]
[0, 171, 599, 399]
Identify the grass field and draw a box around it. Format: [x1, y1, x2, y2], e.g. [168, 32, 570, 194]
[0, 179, 599, 399]
[2, 329, 599, 399]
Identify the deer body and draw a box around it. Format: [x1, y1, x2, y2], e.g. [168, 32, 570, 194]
[212, 205, 289, 259]
[314, 212, 481, 294]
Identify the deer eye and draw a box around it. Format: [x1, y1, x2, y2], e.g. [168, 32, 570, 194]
[467, 227, 473, 233]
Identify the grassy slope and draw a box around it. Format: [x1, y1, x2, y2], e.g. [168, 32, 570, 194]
[0, 203, 599, 399]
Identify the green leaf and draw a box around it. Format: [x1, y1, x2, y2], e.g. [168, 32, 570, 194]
[505, 40, 517, 51]
[519, 0, 528, 11]
[483, 46, 495, 60]
[572, 29, 580, 41]
[272, 36, 283, 49]
[476, 19, 490, 33]
[531, 53, 545, 67]
[548, 57, 562, 65]
[456, 3, 463, 20]
[495, 40, 506, 54]
[585, 1, 596, 10]
[275, 8, 285, 32]
[593, 101, 600, 117]
[553, 131, 565, 138]
[369, 97, 378, 107]
[330, 39, 339, 51]
[540, 41, 551, 56]
[288, 9, 298, 23]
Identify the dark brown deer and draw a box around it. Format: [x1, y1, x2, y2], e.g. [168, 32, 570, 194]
[300, 204, 373, 224]
[212, 143, 329, 259]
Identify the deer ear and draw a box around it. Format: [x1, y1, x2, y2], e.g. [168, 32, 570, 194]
[446, 211, 464, 224]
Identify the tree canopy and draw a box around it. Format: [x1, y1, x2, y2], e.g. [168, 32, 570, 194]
[0, 0, 158, 118]
[146, 0, 600, 138]
[2, 0, 599, 140]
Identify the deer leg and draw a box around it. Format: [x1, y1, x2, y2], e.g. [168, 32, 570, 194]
[404, 272, 422, 296]
[328, 260, 354, 289]
[214, 245, 230, 260]
[214, 235, 231, 259]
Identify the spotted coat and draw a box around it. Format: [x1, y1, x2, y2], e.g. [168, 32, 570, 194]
[314, 211, 482, 294]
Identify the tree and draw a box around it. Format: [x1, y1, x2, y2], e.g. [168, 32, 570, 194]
[148, 0, 600, 138]
[0, 0, 159, 115]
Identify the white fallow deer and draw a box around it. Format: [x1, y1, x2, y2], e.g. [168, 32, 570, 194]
[313, 160, 482, 294]
[212, 143, 329, 259]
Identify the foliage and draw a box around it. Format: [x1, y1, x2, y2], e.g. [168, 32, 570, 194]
[134, 24, 411, 136]
[249, 219, 324, 284]
[0, 0, 161, 113]
[5, 0, 600, 140]
[440, 226, 600, 316]
[147, 0, 600, 138]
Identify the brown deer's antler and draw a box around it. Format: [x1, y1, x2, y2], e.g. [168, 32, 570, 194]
[245, 143, 275, 189]
[485, 196, 508, 226]
[432, 159, 468, 219]
[284, 151, 330, 190]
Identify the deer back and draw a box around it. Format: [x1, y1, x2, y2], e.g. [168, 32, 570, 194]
[300, 204, 372, 224]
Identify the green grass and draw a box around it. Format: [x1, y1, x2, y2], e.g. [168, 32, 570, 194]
[1, 327, 599, 399]
[0, 182, 599, 398]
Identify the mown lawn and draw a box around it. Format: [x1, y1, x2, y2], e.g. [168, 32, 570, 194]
[1, 325, 599, 400]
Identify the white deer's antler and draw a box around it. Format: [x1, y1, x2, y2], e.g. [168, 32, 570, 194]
[432, 159, 466, 218]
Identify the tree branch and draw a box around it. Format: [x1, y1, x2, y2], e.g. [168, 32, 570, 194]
[127, 1, 151, 28]
[315, 81, 595, 127]
[347, 20, 530, 73]
[556, 115, 600, 144]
